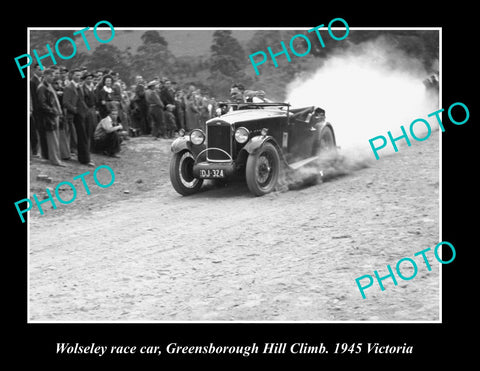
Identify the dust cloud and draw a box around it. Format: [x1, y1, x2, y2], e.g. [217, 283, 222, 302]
[286, 35, 438, 185]
[285, 34, 439, 171]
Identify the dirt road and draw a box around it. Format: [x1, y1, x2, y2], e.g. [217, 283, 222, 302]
[28, 132, 440, 322]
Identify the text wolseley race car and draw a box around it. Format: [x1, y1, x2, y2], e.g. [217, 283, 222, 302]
[169, 102, 337, 196]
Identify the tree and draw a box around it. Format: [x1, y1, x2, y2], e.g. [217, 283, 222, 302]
[207, 30, 252, 97]
[209, 30, 246, 77]
[29, 30, 83, 70]
[140, 30, 168, 47]
[85, 44, 132, 82]
[246, 30, 288, 55]
[131, 31, 176, 81]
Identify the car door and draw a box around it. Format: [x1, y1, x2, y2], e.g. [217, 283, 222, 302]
[287, 116, 317, 162]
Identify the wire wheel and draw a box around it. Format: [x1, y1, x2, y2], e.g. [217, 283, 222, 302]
[245, 142, 280, 196]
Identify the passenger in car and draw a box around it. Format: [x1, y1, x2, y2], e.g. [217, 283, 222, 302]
[229, 83, 272, 108]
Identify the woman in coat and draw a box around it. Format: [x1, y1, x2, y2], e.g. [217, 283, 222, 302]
[184, 92, 200, 130]
[97, 75, 114, 119]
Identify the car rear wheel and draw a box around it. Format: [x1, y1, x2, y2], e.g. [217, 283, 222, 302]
[245, 142, 280, 196]
[304, 125, 337, 184]
[170, 150, 203, 195]
[316, 125, 338, 180]
[318, 125, 336, 154]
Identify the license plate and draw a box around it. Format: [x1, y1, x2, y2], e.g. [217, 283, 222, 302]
[199, 169, 225, 178]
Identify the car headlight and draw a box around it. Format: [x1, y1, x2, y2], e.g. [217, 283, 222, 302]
[190, 129, 205, 145]
[235, 127, 250, 143]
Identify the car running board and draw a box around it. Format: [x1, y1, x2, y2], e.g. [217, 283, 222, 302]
[287, 155, 319, 170]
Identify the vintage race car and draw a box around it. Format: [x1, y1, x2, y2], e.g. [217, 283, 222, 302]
[169, 102, 337, 196]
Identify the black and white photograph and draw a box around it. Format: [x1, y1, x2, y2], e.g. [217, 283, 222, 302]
[25, 26, 441, 323]
[8, 7, 474, 364]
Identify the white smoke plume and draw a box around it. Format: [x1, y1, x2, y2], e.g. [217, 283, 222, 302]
[285, 34, 439, 162]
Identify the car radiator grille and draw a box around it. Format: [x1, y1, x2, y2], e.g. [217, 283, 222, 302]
[207, 124, 231, 161]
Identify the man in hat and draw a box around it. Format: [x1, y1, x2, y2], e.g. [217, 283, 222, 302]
[58, 66, 69, 86]
[82, 72, 98, 144]
[52, 71, 71, 161]
[174, 89, 186, 131]
[160, 78, 175, 107]
[63, 68, 95, 166]
[59, 66, 78, 154]
[79, 66, 88, 77]
[111, 71, 127, 133]
[132, 75, 149, 135]
[145, 80, 165, 139]
[111, 71, 122, 108]
[30, 63, 44, 158]
[93, 69, 104, 90]
[36, 67, 66, 166]
[230, 83, 270, 107]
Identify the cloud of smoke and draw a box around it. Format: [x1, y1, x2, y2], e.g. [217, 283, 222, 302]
[285, 35, 439, 162]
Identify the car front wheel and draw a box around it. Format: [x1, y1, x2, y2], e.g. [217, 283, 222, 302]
[245, 142, 280, 196]
[169, 150, 203, 196]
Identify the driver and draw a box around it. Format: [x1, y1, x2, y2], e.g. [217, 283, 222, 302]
[229, 83, 272, 110]
[229, 83, 246, 104]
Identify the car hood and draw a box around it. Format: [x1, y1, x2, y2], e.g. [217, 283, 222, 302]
[207, 108, 287, 125]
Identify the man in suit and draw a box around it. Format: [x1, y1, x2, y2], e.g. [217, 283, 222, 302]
[63, 68, 95, 166]
[36, 67, 65, 167]
[81, 72, 98, 144]
[132, 75, 149, 135]
[30, 64, 44, 158]
[174, 89, 186, 130]
[145, 80, 165, 139]
[53, 74, 71, 161]
[160, 78, 176, 107]
[110, 71, 127, 131]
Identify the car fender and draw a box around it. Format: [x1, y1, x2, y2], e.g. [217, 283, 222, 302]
[244, 135, 277, 154]
[171, 136, 206, 157]
[242, 135, 287, 164]
[310, 121, 337, 156]
[316, 121, 336, 144]
[318, 121, 337, 143]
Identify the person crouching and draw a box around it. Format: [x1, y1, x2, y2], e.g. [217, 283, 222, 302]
[93, 109, 123, 157]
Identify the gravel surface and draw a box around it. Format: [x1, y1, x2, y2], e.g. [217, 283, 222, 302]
[28, 131, 440, 322]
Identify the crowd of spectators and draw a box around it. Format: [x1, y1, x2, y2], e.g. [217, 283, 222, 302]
[29, 64, 222, 167]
